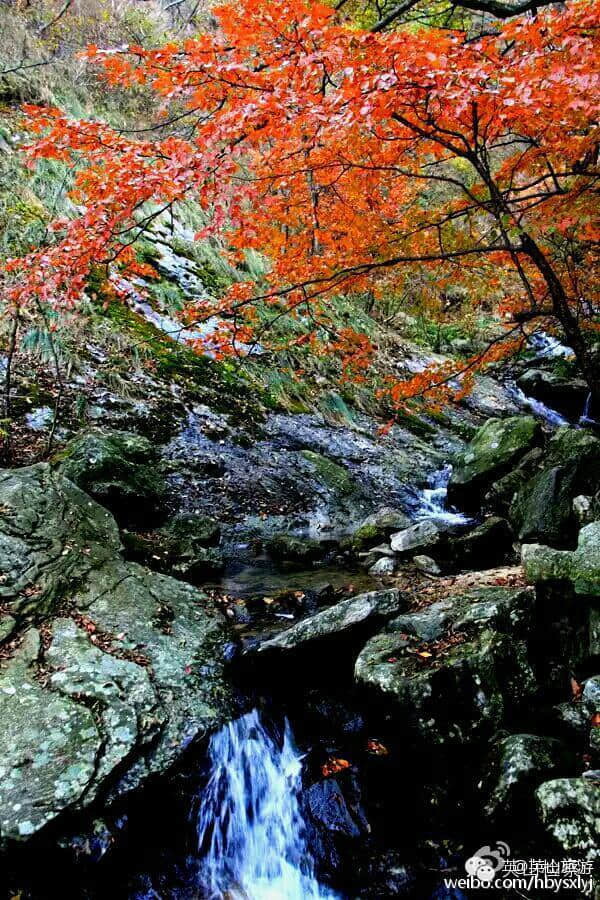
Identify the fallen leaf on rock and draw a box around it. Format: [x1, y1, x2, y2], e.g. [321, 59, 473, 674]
[321, 757, 350, 777]
[367, 739, 389, 756]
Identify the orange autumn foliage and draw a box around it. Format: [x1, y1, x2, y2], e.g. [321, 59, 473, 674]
[3, 0, 599, 406]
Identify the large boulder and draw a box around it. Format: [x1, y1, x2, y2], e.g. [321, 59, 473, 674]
[545, 427, 600, 491]
[445, 516, 514, 570]
[390, 520, 443, 555]
[536, 778, 599, 860]
[56, 429, 166, 526]
[482, 734, 566, 822]
[354, 587, 537, 745]
[0, 465, 231, 844]
[251, 589, 405, 661]
[510, 465, 578, 547]
[522, 522, 600, 595]
[509, 428, 600, 548]
[448, 416, 541, 511]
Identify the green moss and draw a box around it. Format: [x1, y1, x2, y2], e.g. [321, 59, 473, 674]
[301, 450, 355, 495]
[98, 300, 264, 422]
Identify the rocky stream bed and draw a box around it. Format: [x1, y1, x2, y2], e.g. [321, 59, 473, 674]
[0, 239, 598, 899]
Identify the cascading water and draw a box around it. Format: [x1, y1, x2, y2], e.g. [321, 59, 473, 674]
[527, 331, 573, 359]
[195, 709, 338, 900]
[579, 392, 597, 428]
[414, 464, 471, 526]
[508, 385, 568, 427]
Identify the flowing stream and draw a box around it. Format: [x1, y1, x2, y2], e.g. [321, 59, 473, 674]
[414, 464, 471, 526]
[195, 709, 339, 900]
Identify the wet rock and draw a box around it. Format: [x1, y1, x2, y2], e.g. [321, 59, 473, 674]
[123, 513, 224, 583]
[545, 427, 600, 492]
[583, 677, 600, 766]
[368, 557, 396, 576]
[484, 446, 544, 516]
[413, 554, 442, 575]
[390, 520, 443, 555]
[251, 589, 405, 658]
[265, 534, 326, 563]
[510, 466, 578, 547]
[349, 508, 411, 552]
[522, 521, 600, 595]
[302, 773, 369, 874]
[56, 429, 166, 526]
[516, 370, 588, 421]
[445, 516, 514, 570]
[355, 587, 537, 745]
[361, 852, 416, 898]
[0, 464, 231, 843]
[483, 733, 565, 821]
[448, 416, 541, 511]
[536, 778, 599, 859]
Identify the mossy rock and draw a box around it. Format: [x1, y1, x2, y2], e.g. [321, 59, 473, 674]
[522, 521, 600, 596]
[55, 429, 166, 527]
[301, 450, 356, 496]
[545, 427, 600, 494]
[510, 466, 578, 548]
[448, 416, 541, 511]
[536, 778, 599, 860]
[483, 734, 566, 821]
[355, 587, 537, 746]
[266, 534, 326, 564]
[347, 508, 412, 552]
[0, 464, 232, 842]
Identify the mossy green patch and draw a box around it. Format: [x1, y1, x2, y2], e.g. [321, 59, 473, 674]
[301, 450, 356, 495]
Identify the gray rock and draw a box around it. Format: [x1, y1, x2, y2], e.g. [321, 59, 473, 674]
[413, 555, 441, 576]
[510, 465, 577, 547]
[349, 508, 412, 551]
[254, 589, 405, 656]
[445, 516, 513, 569]
[483, 734, 564, 820]
[0, 464, 231, 843]
[448, 416, 541, 511]
[355, 587, 536, 745]
[522, 521, 600, 595]
[573, 495, 595, 527]
[265, 534, 326, 563]
[369, 557, 396, 576]
[56, 429, 166, 526]
[390, 521, 442, 555]
[536, 778, 599, 859]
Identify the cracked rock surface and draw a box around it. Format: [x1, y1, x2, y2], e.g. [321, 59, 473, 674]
[0, 464, 231, 844]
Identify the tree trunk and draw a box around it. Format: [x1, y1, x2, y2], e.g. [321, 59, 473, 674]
[520, 232, 600, 412]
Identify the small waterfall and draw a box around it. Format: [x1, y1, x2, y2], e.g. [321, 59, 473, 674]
[415, 465, 471, 526]
[509, 385, 568, 427]
[579, 392, 596, 427]
[195, 709, 338, 900]
[527, 331, 573, 359]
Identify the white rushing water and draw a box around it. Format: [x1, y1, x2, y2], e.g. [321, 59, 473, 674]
[509, 385, 569, 427]
[195, 709, 338, 900]
[527, 331, 573, 359]
[414, 464, 471, 526]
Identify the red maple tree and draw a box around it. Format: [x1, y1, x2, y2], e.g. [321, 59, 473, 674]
[4, 0, 599, 409]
